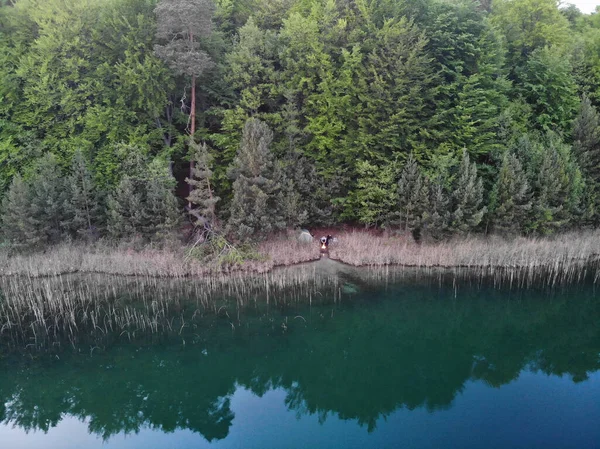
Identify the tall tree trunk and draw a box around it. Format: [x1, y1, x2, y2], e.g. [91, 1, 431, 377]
[188, 27, 196, 208]
[189, 73, 196, 207]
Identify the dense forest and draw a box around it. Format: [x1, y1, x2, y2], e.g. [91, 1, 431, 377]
[1, 0, 600, 245]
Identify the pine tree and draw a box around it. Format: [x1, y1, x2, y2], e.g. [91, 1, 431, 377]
[63, 150, 103, 240]
[573, 94, 600, 175]
[107, 176, 145, 239]
[154, 0, 215, 197]
[572, 94, 600, 224]
[425, 177, 450, 241]
[186, 140, 219, 228]
[227, 118, 284, 242]
[529, 148, 566, 234]
[278, 93, 329, 228]
[354, 160, 397, 228]
[280, 93, 335, 226]
[278, 171, 308, 230]
[29, 153, 68, 243]
[107, 151, 179, 240]
[528, 144, 580, 234]
[450, 149, 486, 234]
[353, 16, 433, 165]
[1, 175, 40, 245]
[396, 155, 429, 235]
[489, 152, 532, 234]
[144, 159, 180, 240]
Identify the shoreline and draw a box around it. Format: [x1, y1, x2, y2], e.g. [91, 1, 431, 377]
[1, 230, 600, 280]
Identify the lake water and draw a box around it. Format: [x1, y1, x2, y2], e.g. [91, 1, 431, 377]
[1, 262, 599, 448]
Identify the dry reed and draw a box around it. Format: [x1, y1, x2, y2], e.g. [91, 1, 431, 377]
[0, 236, 320, 278]
[4, 231, 598, 281]
[0, 263, 342, 352]
[2, 228, 599, 353]
[328, 230, 600, 287]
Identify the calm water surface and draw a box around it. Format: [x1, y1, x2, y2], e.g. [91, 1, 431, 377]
[1, 263, 599, 449]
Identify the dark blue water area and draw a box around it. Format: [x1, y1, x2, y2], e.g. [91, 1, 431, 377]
[1, 371, 599, 449]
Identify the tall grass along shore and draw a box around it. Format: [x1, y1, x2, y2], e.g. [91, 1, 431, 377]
[1, 230, 599, 353]
[329, 230, 600, 287]
[0, 236, 321, 278]
[1, 230, 600, 280]
[0, 265, 346, 352]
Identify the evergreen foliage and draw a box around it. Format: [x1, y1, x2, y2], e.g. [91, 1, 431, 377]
[1, 0, 600, 243]
[396, 155, 429, 235]
[1, 176, 38, 245]
[573, 94, 600, 182]
[572, 95, 600, 223]
[280, 147, 333, 226]
[426, 178, 450, 241]
[154, 0, 214, 78]
[354, 160, 397, 228]
[517, 46, 579, 133]
[144, 159, 181, 239]
[527, 137, 583, 234]
[107, 151, 179, 240]
[186, 140, 220, 227]
[450, 149, 486, 234]
[107, 176, 144, 239]
[63, 151, 103, 240]
[29, 154, 69, 244]
[490, 153, 532, 234]
[227, 118, 284, 242]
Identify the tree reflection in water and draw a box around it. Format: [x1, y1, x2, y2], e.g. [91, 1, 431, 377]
[0, 267, 598, 442]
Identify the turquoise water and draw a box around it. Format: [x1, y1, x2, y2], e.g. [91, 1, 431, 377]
[0, 267, 599, 448]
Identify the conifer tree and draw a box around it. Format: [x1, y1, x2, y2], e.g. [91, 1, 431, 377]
[107, 151, 179, 240]
[515, 132, 583, 234]
[227, 118, 284, 242]
[489, 152, 532, 234]
[144, 159, 180, 239]
[426, 177, 450, 241]
[154, 0, 215, 195]
[280, 94, 334, 226]
[279, 172, 308, 230]
[186, 140, 219, 228]
[1, 175, 39, 245]
[63, 150, 103, 240]
[354, 160, 397, 228]
[396, 155, 429, 235]
[30, 153, 68, 243]
[450, 149, 486, 234]
[107, 176, 145, 239]
[278, 93, 322, 228]
[573, 94, 600, 223]
[573, 94, 600, 174]
[528, 148, 567, 234]
[528, 142, 582, 234]
[281, 149, 337, 227]
[354, 16, 433, 165]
